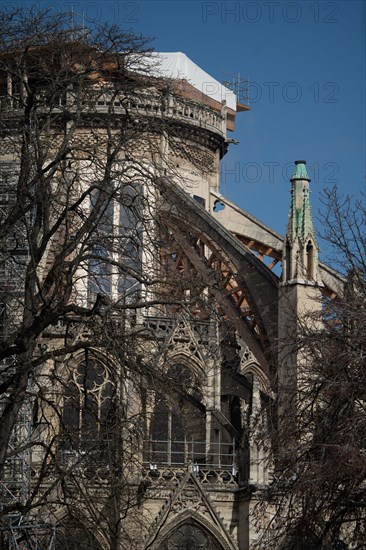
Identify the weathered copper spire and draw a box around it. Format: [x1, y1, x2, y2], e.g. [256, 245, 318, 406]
[283, 160, 320, 283]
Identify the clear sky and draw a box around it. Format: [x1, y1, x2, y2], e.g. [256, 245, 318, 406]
[5, 0, 366, 237]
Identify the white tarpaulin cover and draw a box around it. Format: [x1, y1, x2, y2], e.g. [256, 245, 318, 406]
[144, 52, 237, 111]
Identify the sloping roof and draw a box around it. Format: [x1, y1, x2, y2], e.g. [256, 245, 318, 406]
[149, 52, 237, 111]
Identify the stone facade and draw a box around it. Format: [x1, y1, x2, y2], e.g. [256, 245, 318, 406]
[0, 47, 345, 550]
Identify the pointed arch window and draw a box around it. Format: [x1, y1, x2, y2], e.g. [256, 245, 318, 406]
[63, 356, 114, 458]
[88, 180, 143, 303]
[306, 240, 314, 280]
[285, 240, 292, 281]
[159, 521, 223, 550]
[149, 363, 206, 467]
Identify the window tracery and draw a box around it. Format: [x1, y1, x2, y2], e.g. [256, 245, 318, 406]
[149, 363, 206, 466]
[63, 358, 114, 454]
[159, 522, 222, 550]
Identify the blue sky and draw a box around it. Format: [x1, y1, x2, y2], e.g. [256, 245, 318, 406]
[5, 0, 366, 237]
[124, 0, 365, 236]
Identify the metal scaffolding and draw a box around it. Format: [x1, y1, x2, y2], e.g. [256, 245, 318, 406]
[0, 375, 56, 550]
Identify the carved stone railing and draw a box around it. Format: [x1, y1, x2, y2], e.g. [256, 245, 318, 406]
[1, 89, 226, 138]
[89, 91, 226, 135]
[142, 315, 211, 342]
[142, 464, 238, 486]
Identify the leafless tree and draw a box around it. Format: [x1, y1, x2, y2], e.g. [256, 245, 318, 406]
[0, 7, 216, 548]
[253, 188, 366, 550]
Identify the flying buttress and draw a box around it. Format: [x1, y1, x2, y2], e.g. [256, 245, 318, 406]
[157, 178, 279, 376]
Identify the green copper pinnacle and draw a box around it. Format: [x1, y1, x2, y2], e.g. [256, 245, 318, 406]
[291, 160, 311, 182]
[288, 160, 315, 242]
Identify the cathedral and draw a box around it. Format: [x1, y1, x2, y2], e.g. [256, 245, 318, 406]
[0, 37, 345, 550]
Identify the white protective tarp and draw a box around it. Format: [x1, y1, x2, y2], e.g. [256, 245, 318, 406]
[142, 52, 237, 111]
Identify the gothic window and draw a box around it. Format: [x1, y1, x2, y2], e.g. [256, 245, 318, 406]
[63, 357, 114, 457]
[119, 182, 142, 231]
[159, 522, 223, 550]
[88, 181, 143, 302]
[285, 241, 292, 281]
[149, 364, 206, 466]
[306, 240, 314, 279]
[57, 518, 103, 550]
[88, 187, 114, 301]
[118, 182, 143, 294]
